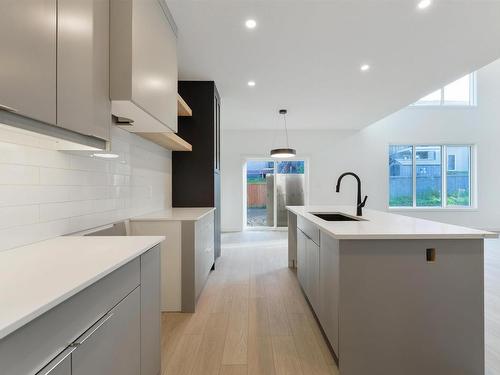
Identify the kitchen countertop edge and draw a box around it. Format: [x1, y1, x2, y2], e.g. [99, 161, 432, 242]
[0, 235, 165, 340]
[287, 205, 497, 240]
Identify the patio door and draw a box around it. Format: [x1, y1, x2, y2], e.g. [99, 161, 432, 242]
[245, 159, 306, 229]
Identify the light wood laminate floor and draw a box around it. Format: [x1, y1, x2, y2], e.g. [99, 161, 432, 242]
[161, 231, 500, 375]
[161, 231, 337, 375]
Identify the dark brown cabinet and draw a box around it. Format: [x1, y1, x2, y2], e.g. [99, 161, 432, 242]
[173, 81, 221, 260]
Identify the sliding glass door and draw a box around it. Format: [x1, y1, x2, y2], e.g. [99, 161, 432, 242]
[246, 159, 306, 229]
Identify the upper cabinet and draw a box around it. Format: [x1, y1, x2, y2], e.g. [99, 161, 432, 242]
[57, 0, 111, 141]
[0, 0, 110, 143]
[110, 0, 178, 133]
[0, 0, 57, 125]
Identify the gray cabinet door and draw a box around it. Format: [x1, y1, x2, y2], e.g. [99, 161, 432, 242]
[297, 229, 307, 291]
[72, 288, 140, 375]
[37, 351, 71, 375]
[306, 238, 320, 314]
[0, 0, 57, 124]
[110, 0, 178, 132]
[140, 246, 161, 375]
[57, 0, 110, 140]
[319, 232, 340, 356]
[131, 0, 177, 132]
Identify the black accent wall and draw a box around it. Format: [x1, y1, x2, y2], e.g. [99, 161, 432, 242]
[173, 81, 221, 260]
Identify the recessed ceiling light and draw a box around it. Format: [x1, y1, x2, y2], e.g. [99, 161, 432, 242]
[247, 81, 256, 87]
[93, 153, 119, 159]
[360, 64, 371, 72]
[245, 19, 257, 29]
[417, 0, 432, 10]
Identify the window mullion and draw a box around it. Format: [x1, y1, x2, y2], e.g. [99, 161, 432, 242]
[442, 145, 447, 208]
[469, 146, 473, 207]
[412, 145, 417, 207]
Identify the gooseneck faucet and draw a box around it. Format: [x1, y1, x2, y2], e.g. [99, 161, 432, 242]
[336, 172, 368, 216]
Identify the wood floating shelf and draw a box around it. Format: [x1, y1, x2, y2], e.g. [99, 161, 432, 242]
[177, 93, 192, 117]
[137, 132, 192, 152]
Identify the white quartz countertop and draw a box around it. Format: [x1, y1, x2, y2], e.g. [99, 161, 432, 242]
[0, 236, 164, 340]
[130, 207, 215, 222]
[287, 205, 498, 240]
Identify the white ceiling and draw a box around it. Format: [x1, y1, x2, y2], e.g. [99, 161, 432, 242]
[168, 0, 500, 130]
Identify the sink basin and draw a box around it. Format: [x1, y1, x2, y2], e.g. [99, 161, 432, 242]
[311, 213, 362, 221]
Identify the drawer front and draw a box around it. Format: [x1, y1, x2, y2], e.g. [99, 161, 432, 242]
[71, 288, 140, 375]
[0, 258, 140, 375]
[297, 216, 320, 245]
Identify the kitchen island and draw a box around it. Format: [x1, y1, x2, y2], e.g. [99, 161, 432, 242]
[287, 205, 496, 375]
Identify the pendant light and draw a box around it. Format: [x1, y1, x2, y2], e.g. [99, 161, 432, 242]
[271, 109, 296, 158]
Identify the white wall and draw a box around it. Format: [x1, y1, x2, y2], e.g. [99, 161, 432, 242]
[0, 126, 171, 251]
[221, 59, 500, 232]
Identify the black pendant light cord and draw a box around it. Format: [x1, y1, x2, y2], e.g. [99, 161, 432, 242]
[283, 112, 290, 148]
[279, 109, 289, 148]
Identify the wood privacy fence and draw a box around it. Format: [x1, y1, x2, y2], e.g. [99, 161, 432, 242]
[247, 184, 267, 208]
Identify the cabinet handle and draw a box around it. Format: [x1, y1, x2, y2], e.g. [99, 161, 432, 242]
[36, 312, 114, 375]
[36, 346, 77, 375]
[112, 115, 134, 125]
[71, 312, 114, 347]
[0, 104, 17, 113]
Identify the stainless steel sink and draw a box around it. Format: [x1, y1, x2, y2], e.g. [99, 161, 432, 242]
[311, 212, 363, 221]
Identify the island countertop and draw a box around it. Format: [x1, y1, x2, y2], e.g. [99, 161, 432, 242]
[0, 235, 164, 340]
[130, 207, 215, 222]
[287, 205, 497, 240]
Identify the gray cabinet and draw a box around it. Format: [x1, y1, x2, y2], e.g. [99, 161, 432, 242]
[307, 238, 320, 313]
[72, 288, 141, 375]
[57, 0, 110, 140]
[296, 227, 320, 313]
[297, 227, 339, 357]
[297, 229, 307, 289]
[195, 212, 215, 301]
[110, 0, 178, 133]
[140, 247, 161, 375]
[0, 0, 57, 124]
[0, 245, 161, 375]
[319, 232, 339, 356]
[37, 352, 71, 375]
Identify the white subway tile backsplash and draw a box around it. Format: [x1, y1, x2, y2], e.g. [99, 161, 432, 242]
[0, 142, 71, 168]
[0, 164, 39, 185]
[39, 167, 89, 186]
[39, 200, 94, 222]
[0, 205, 39, 230]
[0, 127, 171, 251]
[70, 154, 109, 173]
[0, 219, 73, 252]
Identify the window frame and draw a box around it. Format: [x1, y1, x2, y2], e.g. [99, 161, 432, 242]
[388, 144, 476, 211]
[243, 156, 310, 231]
[410, 72, 477, 108]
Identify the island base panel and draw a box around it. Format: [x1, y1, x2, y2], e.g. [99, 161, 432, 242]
[339, 239, 484, 375]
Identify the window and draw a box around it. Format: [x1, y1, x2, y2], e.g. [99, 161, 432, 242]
[389, 145, 472, 208]
[412, 73, 476, 107]
[448, 155, 456, 171]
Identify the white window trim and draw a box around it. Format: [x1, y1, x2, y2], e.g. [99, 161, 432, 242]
[410, 72, 477, 108]
[388, 144, 476, 210]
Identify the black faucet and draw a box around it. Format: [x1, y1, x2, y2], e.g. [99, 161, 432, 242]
[335, 172, 368, 216]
